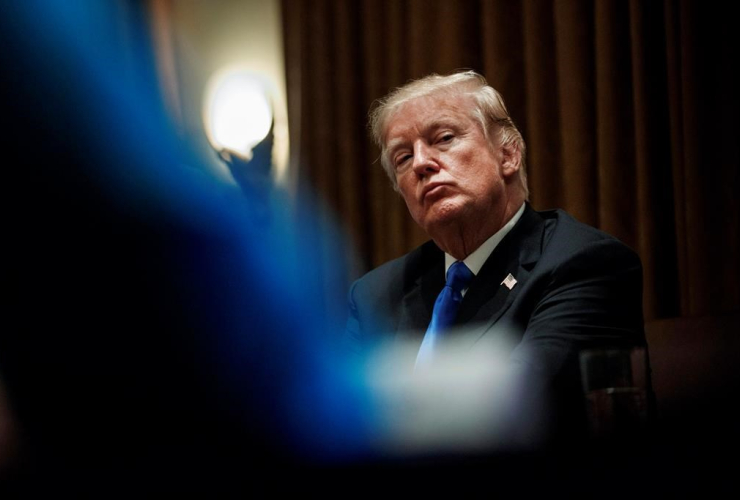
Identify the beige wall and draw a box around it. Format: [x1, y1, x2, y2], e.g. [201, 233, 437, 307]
[150, 0, 289, 184]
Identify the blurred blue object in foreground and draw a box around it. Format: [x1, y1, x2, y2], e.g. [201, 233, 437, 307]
[2, 2, 639, 496]
[1, 0, 376, 492]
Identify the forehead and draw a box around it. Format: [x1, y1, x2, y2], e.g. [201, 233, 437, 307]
[383, 93, 477, 145]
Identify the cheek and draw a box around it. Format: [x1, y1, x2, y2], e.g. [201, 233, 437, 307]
[401, 192, 420, 215]
[397, 183, 418, 210]
[397, 174, 416, 198]
[450, 149, 485, 174]
[397, 185, 427, 223]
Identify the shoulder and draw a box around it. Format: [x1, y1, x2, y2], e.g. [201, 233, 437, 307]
[537, 208, 641, 270]
[537, 209, 642, 288]
[346, 240, 442, 344]
[350, 239, 441, 302]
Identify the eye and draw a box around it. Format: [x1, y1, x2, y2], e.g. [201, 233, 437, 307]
[437, 133, 454, 143]
[395, 153, 412, 168]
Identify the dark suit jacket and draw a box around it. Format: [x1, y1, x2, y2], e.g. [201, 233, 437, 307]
[347, 203, 648, 444]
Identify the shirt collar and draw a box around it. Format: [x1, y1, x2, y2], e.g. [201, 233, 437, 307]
[444, 202, 526, 278]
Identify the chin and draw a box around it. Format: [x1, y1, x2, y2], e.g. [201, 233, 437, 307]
[419, 201, 468, 231]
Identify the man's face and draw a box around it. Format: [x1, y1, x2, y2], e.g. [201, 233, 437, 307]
[384, 93, 517, 236]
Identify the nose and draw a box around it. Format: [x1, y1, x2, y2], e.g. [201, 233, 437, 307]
[412, 141, 440, 177]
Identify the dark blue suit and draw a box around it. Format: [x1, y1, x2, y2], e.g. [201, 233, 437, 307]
[347, 203, 648, 443]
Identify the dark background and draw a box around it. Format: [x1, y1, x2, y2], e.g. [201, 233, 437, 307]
[282, 0, 739, 323]
[281, 3, 739, 492]
[2, 0, 738, 494]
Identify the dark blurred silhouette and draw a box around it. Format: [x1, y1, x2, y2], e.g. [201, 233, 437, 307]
[0, 1, 368, 494]
[2, 2, 735, 497]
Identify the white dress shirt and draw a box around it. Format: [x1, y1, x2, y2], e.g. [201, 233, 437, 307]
[444, 202, 525, 296]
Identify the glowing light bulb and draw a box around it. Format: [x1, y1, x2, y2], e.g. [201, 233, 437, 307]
[204, 70, 272, 159]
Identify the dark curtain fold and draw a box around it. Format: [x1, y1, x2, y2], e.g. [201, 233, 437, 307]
[282, 0, 739, 321]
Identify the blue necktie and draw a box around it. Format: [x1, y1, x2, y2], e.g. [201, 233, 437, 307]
[416, 261, 474, 368]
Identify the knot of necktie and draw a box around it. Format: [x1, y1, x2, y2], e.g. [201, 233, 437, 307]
[446, 261, 474, 294]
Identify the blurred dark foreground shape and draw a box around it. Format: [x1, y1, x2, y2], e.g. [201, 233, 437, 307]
[0, 0, 369, 493]
[2, 1, 738, 496]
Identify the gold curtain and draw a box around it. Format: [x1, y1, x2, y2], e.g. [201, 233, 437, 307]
[282, 0, 739, 321]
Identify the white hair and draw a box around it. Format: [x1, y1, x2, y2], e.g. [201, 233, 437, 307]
[369, 70, 528, 198]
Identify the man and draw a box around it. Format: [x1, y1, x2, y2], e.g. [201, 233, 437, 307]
[346, 71, 648, 443]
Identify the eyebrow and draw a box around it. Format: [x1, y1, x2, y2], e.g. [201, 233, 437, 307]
[385, 137, 406, 157]
[385, 119, 460, 154]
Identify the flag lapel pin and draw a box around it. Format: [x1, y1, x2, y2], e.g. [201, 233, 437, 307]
[501, 273, 517, 290]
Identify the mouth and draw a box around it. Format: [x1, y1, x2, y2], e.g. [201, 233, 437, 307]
[421, 183, 452, 203]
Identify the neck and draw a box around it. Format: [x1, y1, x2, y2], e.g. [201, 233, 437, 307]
[431, 197, 524, 260]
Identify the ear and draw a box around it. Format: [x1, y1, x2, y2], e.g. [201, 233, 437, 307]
[500, 142, 521, 179]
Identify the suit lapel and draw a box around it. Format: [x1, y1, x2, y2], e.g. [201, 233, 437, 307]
[396, 243, 444, 338]
[393, 206, 546, 344]
[456, 205, 545, 329]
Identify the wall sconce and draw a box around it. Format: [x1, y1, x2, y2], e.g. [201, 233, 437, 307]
[203, 69, 274, 205]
